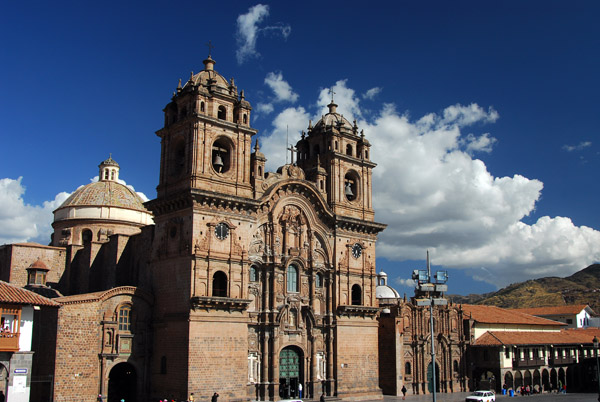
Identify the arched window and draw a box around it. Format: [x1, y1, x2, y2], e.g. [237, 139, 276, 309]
[405, 362, 412, 375]
[365, 150, 369, 159]
[250, 266, 258, 282]
[212, 138, 231, 174]
[453, 360, 459, 373]
[346, 144, 353, 156]
[104, 170, 109, 180]
[335, 141, 338, 150]
[170, 137, 186, 177]
[82, 229, 93, 245]
[212, 271, 227, 297]
[218, 105, 227, 120]
[200, 102, 205, 112]
[118, 305, 131, 331]
[110, 170, 115, 180]
[315, 272, 323, 288]
[287, 265, 298, 293]
[344, 171, 359, 202]
[351, 284, 361, 305]
[243, 114, 248, 124]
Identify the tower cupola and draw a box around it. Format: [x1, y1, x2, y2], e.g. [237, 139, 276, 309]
[99, 155, 120, 182]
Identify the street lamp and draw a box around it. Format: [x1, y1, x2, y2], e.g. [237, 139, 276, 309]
[594, 336, 600, 402]
[412, 252, 448, 402]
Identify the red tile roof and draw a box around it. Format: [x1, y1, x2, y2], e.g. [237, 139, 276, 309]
[461, 304, 565, 326]
[511, 305, 594, 316]
[0, 281, 59, 307]
[474, 328, 600, 346]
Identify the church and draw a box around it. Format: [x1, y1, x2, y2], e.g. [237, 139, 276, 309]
[0, 54, 387, 402]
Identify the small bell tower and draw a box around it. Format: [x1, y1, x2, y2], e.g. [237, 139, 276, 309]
[296, 95, 375, 221]
[155, 53, 257, 199]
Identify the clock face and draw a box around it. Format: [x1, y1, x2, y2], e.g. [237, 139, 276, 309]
[214, 223, 229, 240]
[352, 243, 362, 259]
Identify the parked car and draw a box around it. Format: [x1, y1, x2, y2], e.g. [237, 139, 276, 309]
[465, 390, 495, 402]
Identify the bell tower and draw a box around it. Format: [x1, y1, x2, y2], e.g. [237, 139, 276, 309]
[296, 99, 376, 221]
[155, 55, 257, 199]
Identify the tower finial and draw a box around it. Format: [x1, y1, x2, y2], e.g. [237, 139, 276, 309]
[206, 40, 215, 58]
[329, 87, 336, 103]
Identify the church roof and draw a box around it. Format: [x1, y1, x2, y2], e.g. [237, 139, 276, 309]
[510, 305, 594, 317]
[474, 328, 600, 346]
[0, 281, 59, 307]
[461, 304, 566, 327]
[57, 180, 148, 212]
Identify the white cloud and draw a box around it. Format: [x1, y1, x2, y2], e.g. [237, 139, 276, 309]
[260, 79, 600, 289]
[264, 72, 298, 103]
[256, 103, 274, 115]
[235, 4, 291, 64]
[563, 141, 592, 152]
[0, 177, 70, 245]
[394, 278, 416, 288]
[363, 87, 382, 100]
[462, 133, 498, 154]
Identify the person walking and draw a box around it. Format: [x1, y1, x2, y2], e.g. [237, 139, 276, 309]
[320, 393, 325, 402]
[212, 392, 219, 402]
[298, 383, 303, 398]
[401, 385, 407, 400]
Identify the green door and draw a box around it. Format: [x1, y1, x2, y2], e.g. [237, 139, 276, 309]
[427, 362, 439, 393]
[280, 347, 301, 398]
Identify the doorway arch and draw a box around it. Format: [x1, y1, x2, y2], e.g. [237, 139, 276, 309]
[108, 362, 136, 402]
[279, 346, 303, 399]
[426, 362, 440, 393]
[504, 371, 513, 390]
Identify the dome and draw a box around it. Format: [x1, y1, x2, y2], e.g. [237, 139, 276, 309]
[57, 181, 147, 211]
[184, 56, 231, 93]
[53, 157, 153, 228]
[376, 285, 400, 299]
[313, 102, 355, 133]
[376, 271, 400, 300]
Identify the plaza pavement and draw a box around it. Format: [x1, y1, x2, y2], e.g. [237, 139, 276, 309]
[373, 392, 599, 402]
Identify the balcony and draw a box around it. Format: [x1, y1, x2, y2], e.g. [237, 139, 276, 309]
[512, 357, 545, 368]
[0, 332, 20, 352]
[549, 356, 574, 366]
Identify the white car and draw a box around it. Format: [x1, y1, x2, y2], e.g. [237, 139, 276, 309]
[465, 390, 495, 402]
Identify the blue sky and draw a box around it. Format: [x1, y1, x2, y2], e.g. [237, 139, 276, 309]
[1, 1, 599, 295]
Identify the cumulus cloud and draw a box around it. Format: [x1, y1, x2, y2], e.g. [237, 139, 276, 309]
[235, 4, 291, 64]
[260, 78, 600, 288]
[394, 278, 416, 288]
[363, 87, 382, 100]
[265, 72, 298, 103]
[260, 107, 311, 171]
[0, 177, 70, 245]
[256, 103, 275, 115]
[563, 141, 592, 152]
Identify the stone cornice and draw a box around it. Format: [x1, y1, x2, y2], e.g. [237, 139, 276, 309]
[335, 215, 387, 234]
[337, 305, 380, 318]
[191, 296, 252, 312]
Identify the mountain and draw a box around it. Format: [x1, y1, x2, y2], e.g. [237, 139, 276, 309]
[446, 264, 600, 311]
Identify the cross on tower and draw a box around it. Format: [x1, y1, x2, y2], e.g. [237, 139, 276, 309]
[329, 87, 336, 103]
[287, 144, 297, 165]
[206, 40, 215, 57]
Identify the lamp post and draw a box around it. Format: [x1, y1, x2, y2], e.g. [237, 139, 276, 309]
[594, 336, 600, 402]
[412, 252, 448, 402]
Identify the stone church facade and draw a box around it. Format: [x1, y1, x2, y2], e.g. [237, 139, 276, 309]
[1, 54, 386, 402]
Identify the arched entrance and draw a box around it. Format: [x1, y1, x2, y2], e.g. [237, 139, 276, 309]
[514, 371, 523, 389]
[108, 362, 136, 402]
[523, 370, 531, 386]
[279, 346, 303, 399]
[558, 367, 566, 391]
[504, 371, 513, 390]
[542, 369, 550, 392]
[426, 362, 439, 393]
[533, 369, 540, 391]
[550, 368, 557, 390]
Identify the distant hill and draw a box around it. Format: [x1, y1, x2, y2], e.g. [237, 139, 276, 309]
[446, 264, 600, 311]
